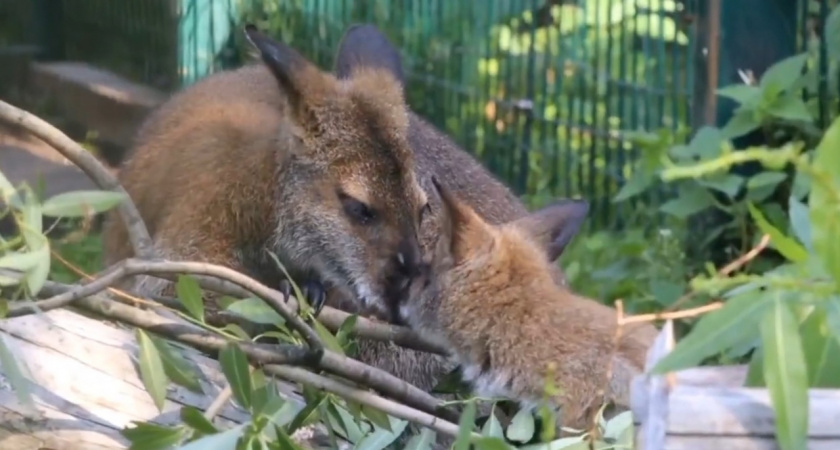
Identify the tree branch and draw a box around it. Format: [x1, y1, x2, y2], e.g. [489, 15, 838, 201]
[0, 100, 155, 260]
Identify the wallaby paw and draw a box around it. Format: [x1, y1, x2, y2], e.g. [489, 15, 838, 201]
[278, 279, 327, 318]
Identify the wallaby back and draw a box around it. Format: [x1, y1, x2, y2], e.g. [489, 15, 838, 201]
[103, 26, 429, 319]
[395, 180, 658, 431]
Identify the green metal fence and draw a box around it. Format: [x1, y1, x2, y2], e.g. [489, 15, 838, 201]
[2, 0, 834, 229]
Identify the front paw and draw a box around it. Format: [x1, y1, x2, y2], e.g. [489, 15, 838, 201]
[279, 279, 327, 318]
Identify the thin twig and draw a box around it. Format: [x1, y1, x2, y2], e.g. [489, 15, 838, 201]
[0, 100, 155, 259]
[664, 233, 771, 313]
[265, 364, 470, 440]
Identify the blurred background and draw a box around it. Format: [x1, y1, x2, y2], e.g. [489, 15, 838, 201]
[0, 0, 837, 317]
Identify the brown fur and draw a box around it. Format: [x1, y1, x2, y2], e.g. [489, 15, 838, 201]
[102, 27, 428, 319]
[330, 24, 584, 399]
[396, 180, 659, 431]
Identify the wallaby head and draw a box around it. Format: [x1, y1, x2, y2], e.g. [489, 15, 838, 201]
[243, 25, 429, 314]
[393, 177, 589, 328]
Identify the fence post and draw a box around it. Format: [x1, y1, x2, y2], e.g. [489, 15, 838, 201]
[178, 0, 239, 87]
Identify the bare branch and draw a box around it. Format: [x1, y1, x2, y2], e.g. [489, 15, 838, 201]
[0, 99, 155, 259]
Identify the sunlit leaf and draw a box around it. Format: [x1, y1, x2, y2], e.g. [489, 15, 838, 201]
[507, 407, 536, 443]
[799, 306, 840, 387]
[136, 329, 168, 412]
[481, 406, 504, 439]
[176, 423, 246, 450]
[149, 335, 204, 393]
[180, 406, 219, 435]
[747, 202, 808, 263]
[809, 116, 840, 284]
[40, 190, 126, 217]
[652, 290, 769, 374]
[225, 296, 284, 326]
[454, 401, 477, 450]
[761, 298, 809, 450]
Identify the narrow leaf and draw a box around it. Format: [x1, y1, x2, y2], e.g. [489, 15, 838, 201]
[799, 307, 840, 387]
[652, 291, 768, 374]
[219, 343, 252, 410]
[475, 437, 514, 450]
[789, 196, 813, 250]
[225, 297, 284, 325]
[362, 404, 393, 432]
[454, 401, 477, 450]
[355, 418, 409, 450]
[122, 421, 188, 450]
[175, 275, 205, 322]
[747, 202, 808, 263]
[761, 299, 809, 450]
[176, 424, 245, 450]
[809, 116, 840, 284]
[403, 428, 437, 450]
[180, 406, 219, 435]
[40, 190, 126, 217]
[149, 335, 204, 393]
[136, 329, 168, 412]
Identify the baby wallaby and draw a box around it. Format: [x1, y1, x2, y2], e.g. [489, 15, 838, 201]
[394, 178, 658, 431]
[102, 25, 429, 318]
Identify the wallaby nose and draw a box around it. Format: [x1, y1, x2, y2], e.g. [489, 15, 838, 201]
[395, 237, 422, 278]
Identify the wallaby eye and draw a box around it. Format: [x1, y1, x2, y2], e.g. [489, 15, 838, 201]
[419, 202, 431, 224]
[339, 192, 377, 225]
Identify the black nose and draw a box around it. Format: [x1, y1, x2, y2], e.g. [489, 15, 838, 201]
[395, 238, 422, 278]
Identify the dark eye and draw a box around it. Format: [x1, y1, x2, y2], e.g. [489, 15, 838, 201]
[339, 192, 377, 225]
[419, 202, 431, 223]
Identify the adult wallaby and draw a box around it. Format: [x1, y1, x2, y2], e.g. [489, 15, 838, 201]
[103, 25, 429, 321]
[394, 179, 658, 433]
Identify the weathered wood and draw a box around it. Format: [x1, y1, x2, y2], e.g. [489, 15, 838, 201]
[631, 319, 840, 450]
[0, 307, 300, 450]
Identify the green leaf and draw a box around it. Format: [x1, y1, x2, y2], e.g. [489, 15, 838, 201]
[827, 3, 840, 61]
[721, 108, 760, 139]
[136, 329, 168, 412]
[789, 196, 812, 250]
[219, 343, 252, 410]
[823, 298, 840, 354]
[698, 173, 743, 198]
[747, 202, 808, 263]
[122, 421, 188, 450]
[176, 424, 246, 450]
[507, 408, 536, 443]
[519, 436, 588, 450]
[687, 126, 725, 160]
[716, 84, 762, 105]
[329, 403, 370, 443]
[475, 437, 514, 450]
[0, 169, 17, 202]
[613, 172, 653, 202]
[760, 53, 808, 95]
[40, 190, 126, 217]
[652, 290, 769, 374]
[225, 296, 285, 326]
[760, 298, 809, 450]
[361, 405, 393, 432]
[336, 314, 359, 347]
[792, 170, 812, 200]
[310, 317, 345, 355]
[745, 343, 766, 387]
[454, 401, 477, 450]
[149, 335, 204, 393]
[767, 94, 814, 123]
[355, 417, 409, 450]
[809, 116, 840, 285]
[286, 393, 324, 435]
[403, 428, 437, 450]
[747, 171, 788, 191]
[175, 275, 204, 322]
[18, 228, 49, 296]
[0, 332, 34, 409]
[180, 406, 219, 435]
[659, 184, 715, 219]
[481, 407, 505, 439]
[799, 306, 840, 387]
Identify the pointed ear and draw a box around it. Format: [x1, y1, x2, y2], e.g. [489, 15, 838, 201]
[334, 24, 405, 90]
[513, 199, 589, 262]
[430, 177, 489, 263]
[244, 24, 320, 120]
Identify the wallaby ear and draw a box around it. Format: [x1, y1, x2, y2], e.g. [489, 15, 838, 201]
[244, 24, 318, 119]
[334, 24, 406, 90]
[513, 199, 589, 263]
[430, 177, 489, 263]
